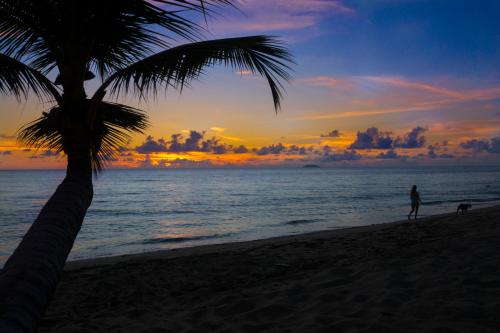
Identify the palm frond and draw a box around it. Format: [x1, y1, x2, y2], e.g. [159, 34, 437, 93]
[0, 0, 57, 72]
[17, 107, 64, 153]
[18, 101, 149, 172]
[0, 53, 61, 102]
[1, 0, 239, 76]
[97, 36, 293, 110]
[91, 101, 149, 171]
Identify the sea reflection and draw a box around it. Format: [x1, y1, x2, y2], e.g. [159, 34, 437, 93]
[1, 167, 500, 265]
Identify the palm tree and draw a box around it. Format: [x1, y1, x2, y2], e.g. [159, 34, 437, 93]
[0, 0, 292, 331]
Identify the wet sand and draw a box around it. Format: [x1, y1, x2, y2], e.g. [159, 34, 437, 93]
[40, 205, 500, 332]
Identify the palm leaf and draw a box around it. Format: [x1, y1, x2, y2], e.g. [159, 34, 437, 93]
[97, 36, 293, 109]
[17, 107, 64, 153]
[0, 53, 61, 102]
[91, 101, 149, 171]
[0, 0, 238, 76]
[18, 101, 149, 172]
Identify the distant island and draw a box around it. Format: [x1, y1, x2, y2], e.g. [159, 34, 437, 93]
[303, 164, 320, 168]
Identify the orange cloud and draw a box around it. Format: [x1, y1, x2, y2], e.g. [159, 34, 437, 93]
[297, 76, 355, 91]
[235, 70, 253, 76]
[210, 126, 225, 132]
[297, 75, 500, 121]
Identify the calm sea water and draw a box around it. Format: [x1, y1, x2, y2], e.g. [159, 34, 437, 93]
[1, 167, 500, 266]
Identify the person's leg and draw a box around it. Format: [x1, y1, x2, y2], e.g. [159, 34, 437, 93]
[408, 206, 414, 220]
[415, 204, 419, 219]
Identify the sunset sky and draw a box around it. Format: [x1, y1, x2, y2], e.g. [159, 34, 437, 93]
[1, 0, 500, 169]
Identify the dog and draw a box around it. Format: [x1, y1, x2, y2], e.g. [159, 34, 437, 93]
[456, 203, 472, 215]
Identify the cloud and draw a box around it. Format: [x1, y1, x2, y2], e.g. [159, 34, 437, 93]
[320, 130, 341, 138]
[139, 155, 155, 168]
[211, 143, 228, 154]
[394, 126, 427, 148]
[211, 0, 354, 33]
[321, 149, 361, 162]
[250, 143, 310, 156]
[490, 138, 500, 153]
[26, 150, 61, 159]
[287, 145, 307, 155]
[253, 143, 286, 155]
[233, 145, 249, 154]
[349, 127, 426, 150]
[172, 131, 203, 152]
[427, 147, 454, 159]
[349, 127, 394, 149]
[135, 131, 239, 155]
[376, 150, 402, 159]
[40, 150, 60, 157]
[140, 156, 215, 169]
[210, 126, 225, 132]
[135, 136, 168, 154]
[235, 70, 253, 76]
[302, 75, 500, 102]
[167, 158, 214, 168]
[1, 150, 12, 155]
[0, 134, 15, 140]
[460, 139, 491, 153]
[297, 75, 500, 120]
[299, 76, 354, 91]
[295, 103, 445, 120]
[460, 137, 500, 154]
[362, 76, 464, 99]
[431, 140, 449, 148]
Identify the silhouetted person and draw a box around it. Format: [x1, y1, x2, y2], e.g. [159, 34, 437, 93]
[408, 185, 422, 220]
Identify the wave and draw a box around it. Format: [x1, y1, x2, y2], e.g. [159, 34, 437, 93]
[89, 209, 139, 216]
[165, 210, 196, 214]
[284, 218, 323, 225]
[424, 197, 500, 206]
[141, 233, 232, 244]
[351, 195, 375, 200]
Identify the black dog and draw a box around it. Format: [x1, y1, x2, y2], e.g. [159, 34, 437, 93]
[456, 203, 472, 215]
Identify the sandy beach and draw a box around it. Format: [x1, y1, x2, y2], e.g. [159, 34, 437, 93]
[39, 205, 500, 332]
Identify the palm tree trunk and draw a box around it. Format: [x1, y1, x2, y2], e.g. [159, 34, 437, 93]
[0, 152, 93, 333]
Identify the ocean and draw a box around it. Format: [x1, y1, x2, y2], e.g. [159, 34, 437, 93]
[1, 166, 500, 266]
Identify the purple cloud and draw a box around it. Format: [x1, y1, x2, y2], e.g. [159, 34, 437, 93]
[288, 145, 307, 155]
[376, 150, 401, 159]
[254, 143, 286, 155]
[136, 132, 236, 155]
[460, 139, 491, 153]
[349, 127, 393, 149]
[320, 130, 341, 138]
[428, 146, 455, 159]
[40, 150, 60, 157]
[394, 127, 427, 149]
[233, 145, 249, 154]
[322, 150, 361, 162]
[135, 136, 168, 154]
[349, 127, 426, 150]
[489, 138, 500, 153]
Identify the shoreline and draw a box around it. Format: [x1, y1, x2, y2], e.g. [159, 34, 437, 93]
[42, 204, 500, 332]
[65, 205, 497, 271]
